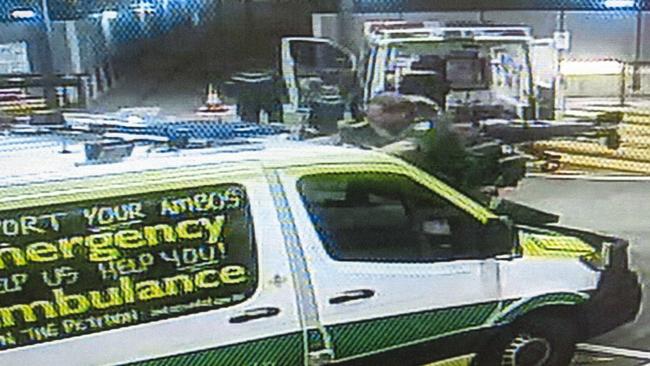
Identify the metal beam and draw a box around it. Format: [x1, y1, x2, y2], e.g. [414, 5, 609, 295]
[352, 0, 650, 12]
[40, 0, 59, 109]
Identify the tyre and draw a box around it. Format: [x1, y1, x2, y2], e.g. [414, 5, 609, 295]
[474, 314, 577, 366]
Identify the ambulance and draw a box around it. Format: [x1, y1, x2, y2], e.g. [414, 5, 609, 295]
[0, 138, 641, 365]
[281, 20, 558, 122]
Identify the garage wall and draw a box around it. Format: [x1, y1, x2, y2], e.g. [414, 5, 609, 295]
[0, 20, 108, 76]
[74, 20, 108, 74]
[482, 10, 558, 37]
[0, 22, 47, 74]
[564, 11, 638, 60]
[643, 13, 650, 60]
[50, 22, 75, 74]
[217, 1, 314, 70]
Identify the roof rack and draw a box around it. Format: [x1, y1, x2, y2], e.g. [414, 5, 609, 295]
[0, 127, 306, 187]
[1, 118, 294, 168]
[83, 120, 289, 141]
[364, 20, 532, 43]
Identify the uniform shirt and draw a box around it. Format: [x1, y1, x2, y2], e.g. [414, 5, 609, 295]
[315, 115, 524, 195]
[337, 117, 479, 190]
[338, 119, 423, 150]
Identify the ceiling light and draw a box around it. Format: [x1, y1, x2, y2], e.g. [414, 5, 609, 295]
[10, 9, 36, 19]
[103, 10, 119, 20]
[604, 0, 635, 8]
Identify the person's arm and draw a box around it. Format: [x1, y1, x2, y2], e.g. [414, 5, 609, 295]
[308, 134, 342, 145]
[376, 139, 419, 155]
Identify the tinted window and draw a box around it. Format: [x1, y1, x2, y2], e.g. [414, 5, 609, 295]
[0, 184, 256, 350]
[298, 173, 484, 262]
[291, 41, 353, 71]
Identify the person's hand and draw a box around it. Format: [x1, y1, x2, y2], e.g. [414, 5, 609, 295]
[308, 134, 341, 145]
[377, 140, 419, 154]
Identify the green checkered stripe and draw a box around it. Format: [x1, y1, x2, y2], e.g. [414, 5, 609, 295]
[489, 292, 589, 325]
[129, 332, 303, 366]
[327, 302, 499, 360]
[326, 291, 589, 361]
[127, 292, 588, 365]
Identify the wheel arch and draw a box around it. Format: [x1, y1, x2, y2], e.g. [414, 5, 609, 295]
[490, 292, 589, 327]
[472, 293, 587, 365]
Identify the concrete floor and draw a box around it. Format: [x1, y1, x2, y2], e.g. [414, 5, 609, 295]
[504, 177, 650, 354]
[566, 97, 650, 113]
[89, 72, 208, 117]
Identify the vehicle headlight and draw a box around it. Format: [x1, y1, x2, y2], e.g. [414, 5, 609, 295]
[604, 240, 630, 271]
[580, 241, 629, 271]
[601, 242, 613, 268]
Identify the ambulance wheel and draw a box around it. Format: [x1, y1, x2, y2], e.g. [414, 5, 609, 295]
[474, 314, 577, 366]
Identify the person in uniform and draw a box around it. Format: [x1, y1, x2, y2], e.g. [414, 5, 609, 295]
[334, 92, 525, 195]
[337, 92, 476, 189]
[312, 92, 534, 223]
[223, 68, 284, 123]
[338, 93, 436, 150]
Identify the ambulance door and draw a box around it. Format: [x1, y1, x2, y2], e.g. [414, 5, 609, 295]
[280, 165, 511, 363]
[281, 37, 357, 112]
[530, 38, 559, 119]
[0, 176, 304, 366]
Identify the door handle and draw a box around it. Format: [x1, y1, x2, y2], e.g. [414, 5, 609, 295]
[229, 307, 281, 324]
[329, 289, 375, 304]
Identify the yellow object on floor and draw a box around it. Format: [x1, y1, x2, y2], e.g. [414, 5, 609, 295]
[558, 153, 650, 174]
[424, 354, 474, 366]
[623, 114, 650, 125]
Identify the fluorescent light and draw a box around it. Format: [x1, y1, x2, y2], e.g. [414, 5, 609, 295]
[126, 115, 144, 124]
[88, 10, 118, 20]
[560, 60, 623, 76]
[131, 1, 156, 14]
[102, 10, 119, 20]
[10, 9, 36, 19]
[604, 0, 635, 7]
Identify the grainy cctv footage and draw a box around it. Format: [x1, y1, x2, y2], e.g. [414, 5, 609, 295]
[0, 0, 648, 365]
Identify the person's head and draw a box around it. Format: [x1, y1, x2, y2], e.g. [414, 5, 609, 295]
[403, 94, 439, 121]
[366, 93, 438, 134]
[366, 93, 416, 134]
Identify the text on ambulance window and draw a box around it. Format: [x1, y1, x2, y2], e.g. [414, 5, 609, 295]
[298, 172, 484, 262]
[0, 184, 256, 350]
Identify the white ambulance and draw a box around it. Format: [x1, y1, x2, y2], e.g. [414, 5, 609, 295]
[0, 140, 641, 366]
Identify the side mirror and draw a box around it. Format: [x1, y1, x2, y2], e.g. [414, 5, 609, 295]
[481, 216, 518, 258]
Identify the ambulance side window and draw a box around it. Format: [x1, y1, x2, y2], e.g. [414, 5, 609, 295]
[298, 172, 484, 262]
[0, 184, 257, 351]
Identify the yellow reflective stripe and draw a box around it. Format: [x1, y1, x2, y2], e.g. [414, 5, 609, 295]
[0, 166, 257, 211]
[285, 162, 496, 224]
[424, 354, 474, 366]
[558, 153, 650, 174]
[623, 113, 650, 125]
[534, 140, 650, 163]
[0, 104, 47, 112]
[519, 232, 595, 257]
[618, 123, 650, 136]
